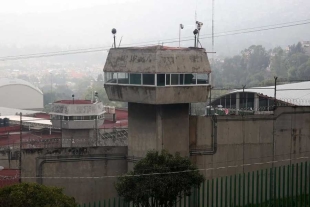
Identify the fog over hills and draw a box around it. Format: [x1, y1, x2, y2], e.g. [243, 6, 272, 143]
[0, 0, 310, 59]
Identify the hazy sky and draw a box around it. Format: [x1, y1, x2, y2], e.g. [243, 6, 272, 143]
[1, 0, 310, 56]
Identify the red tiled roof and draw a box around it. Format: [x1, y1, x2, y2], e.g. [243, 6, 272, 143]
[33, 113, 50, 120]
[0, 169, 19, 188]
[54, 100, 92, 104]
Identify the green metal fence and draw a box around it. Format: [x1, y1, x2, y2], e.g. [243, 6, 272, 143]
[80, 161, 310, 207]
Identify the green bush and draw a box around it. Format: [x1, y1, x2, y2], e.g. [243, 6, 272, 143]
[0, 182, 77, 207]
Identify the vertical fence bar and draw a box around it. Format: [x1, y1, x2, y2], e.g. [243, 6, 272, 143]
[216, 178, 218, 207]
[230, 175, 232, 207]
[292, 164, 295, 207]
[243, 173, 245, 207]
[300, 163, 303, 207]
[188, 191, 191, 207]
[256, 171, 259, 207]
[265, 169, 267, 205]
[252, 171, 254, 207]
[207, 180, 209, 207]
[212, 179, 214, 207]
[269, 168, 272, 207]
[225, 176, 227, 207]
[304, 162, 310, 206]
[260, 170, 263, 207]
[278, 167, 281, 207]
[202, 181, 205, 207]
[103, 199, 106, 207]
[274, 167, 277, 207]
[179, 195, 181, 207]
[296, 163, 299, 206]
[282, 166, 285, 207]
[184, 193, 186, 207]
[94, 201, 96, 207]
[239, 174, 241, 207]
[287, 165, 290, 207]
[220, 177, 223, 207]
[234, 174, 236, 207]
[247, 172, 250, 206]
[307, 162, 310, 205]
[198, 185, 201, 207]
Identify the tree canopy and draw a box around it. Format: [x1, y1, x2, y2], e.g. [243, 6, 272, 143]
[0, 182, 77, 207]
[115, 150, 204, 207]
[212, 42, 310, 89]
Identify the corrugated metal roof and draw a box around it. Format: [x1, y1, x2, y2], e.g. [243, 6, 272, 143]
[233, 81, 310, 106]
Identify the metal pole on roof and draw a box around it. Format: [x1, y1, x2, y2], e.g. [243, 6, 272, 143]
[242, 85, 246, 115]
[19, 112, 22, 183]
[274, 76, 278, 110]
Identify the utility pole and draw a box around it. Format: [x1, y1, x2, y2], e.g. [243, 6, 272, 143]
[212, 0, 215, 61]
[274, 76, 278, 109]
[19, 112, 22, 183]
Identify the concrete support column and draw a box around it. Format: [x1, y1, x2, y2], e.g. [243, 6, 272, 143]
[236, 93, 240, 115]
[254, 94, 259, 112]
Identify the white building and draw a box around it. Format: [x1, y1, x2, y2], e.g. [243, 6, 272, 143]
[0, 78, 43, 110]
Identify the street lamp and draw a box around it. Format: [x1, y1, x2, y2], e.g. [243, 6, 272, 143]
[72, 94, 75, 104]
[179, 24, 184, 48]
[193, 29, 198, 47]
[111, 28, 117, 48]
[91, 80, 94, 103]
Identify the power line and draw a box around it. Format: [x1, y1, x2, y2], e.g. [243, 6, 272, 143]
[1, 19, 310, 61]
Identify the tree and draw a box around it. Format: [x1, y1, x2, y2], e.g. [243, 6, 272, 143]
[0, 182, 77, 207]
[115, 150, 204, 207]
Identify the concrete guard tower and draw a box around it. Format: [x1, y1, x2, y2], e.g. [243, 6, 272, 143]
[103, 46, 211, 160]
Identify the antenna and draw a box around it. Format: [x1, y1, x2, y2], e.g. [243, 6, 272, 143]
[179, 24, 184, 47]
[118, 36, 123, 47]
[212, 0, 215, 60]
[195, 21, 203, 48]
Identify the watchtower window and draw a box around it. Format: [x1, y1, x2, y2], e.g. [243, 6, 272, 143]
[157, 74, 165, 86]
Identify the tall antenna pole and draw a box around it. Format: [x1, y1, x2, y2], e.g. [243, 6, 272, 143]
[212, 0, 214, 56]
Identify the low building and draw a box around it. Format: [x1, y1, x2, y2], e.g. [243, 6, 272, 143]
[208, 81, 310, 115]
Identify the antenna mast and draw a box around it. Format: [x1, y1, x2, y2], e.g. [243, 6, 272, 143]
[212, 0, 214, 57]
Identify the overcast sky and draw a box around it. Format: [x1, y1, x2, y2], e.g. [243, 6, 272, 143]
[0, 0, 310, 56]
